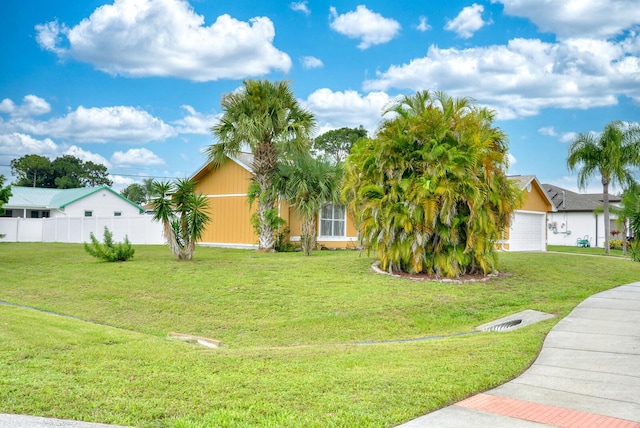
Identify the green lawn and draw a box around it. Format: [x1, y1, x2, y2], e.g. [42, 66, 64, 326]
[1, 243, 639, 427]
[548, 244, 628, 257]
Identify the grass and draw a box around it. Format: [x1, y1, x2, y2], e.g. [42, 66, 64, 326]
[1, 243, 639, 427]
[548, 244, 629, 257]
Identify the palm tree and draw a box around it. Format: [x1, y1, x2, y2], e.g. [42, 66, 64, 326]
[343, 90, 520, 278]
[275, 154, 343, 255]
[567, 121, 640, 254]
[150, 179, 210, 261]
[208, 79, 316, 252]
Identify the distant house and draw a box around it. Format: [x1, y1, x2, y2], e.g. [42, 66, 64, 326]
[191, 153, 358, 249]
[3, 186, 144, 218]
[500, 175, 555, 251]
[0, 186, 163, 244]
[543, 184, 622, 248]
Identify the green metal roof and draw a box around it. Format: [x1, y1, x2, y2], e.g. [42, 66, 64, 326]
[6, 186, 144, 213]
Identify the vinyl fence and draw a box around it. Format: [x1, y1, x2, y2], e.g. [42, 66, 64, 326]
[0, 216, 165, 245]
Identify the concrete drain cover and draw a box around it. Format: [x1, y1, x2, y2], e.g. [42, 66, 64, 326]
[477, 310, 554, 332]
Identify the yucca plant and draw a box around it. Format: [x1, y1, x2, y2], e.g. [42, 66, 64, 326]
[150, 179, 210, 261]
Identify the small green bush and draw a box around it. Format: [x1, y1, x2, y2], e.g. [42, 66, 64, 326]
[84, 227, 135, 262]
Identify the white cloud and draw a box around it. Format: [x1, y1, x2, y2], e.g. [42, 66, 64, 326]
[172, 105, 220, 135]
[303, 88, 391, 134]
[0, 95, 51, 117]
[445, 4, 488, 39]
[35, 0, 291, 81]
[1, 104, 176, 143]
[363, 36, 640, 119]
[493, 0, 640, 40]
[111, 148, 165, 166]
[559, 132, 578, 143]
[290, 1, 310, 15]
[0, 133, 59, 157]
[417, 16, 431, 32]
[109, 174, 136, 192]
[301, 56, 323, 69]
[507, 153, 517, 167]
[538, 126, 557, 137]
[329, 5, 401, 49]
[64, 145, 111, 167]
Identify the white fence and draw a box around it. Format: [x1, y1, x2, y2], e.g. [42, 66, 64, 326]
[0, 216, 165, 245]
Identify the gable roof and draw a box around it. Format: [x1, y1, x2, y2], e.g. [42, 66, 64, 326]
[509, 175, 556, 211]
[190, 152, 254, 182]
[542, 183, 621, 212]
[6, 186, 144, 213]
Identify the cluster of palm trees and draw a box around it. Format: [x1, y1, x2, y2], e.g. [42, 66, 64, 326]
[343, 90, 521, 277]
[207, 79, 343, 255]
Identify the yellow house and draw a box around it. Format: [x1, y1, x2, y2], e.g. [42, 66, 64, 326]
[191, 153, 358, 249]
[500, 175, 555, 251]
[191, 157, 552, 252]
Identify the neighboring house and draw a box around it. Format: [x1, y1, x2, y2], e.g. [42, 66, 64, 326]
[2, 186, 144, 218]
[543, 183, 622, 248]
[0, 186, 163, 244]
[500, 175, 555, 252]
[191, 153, 358, 249]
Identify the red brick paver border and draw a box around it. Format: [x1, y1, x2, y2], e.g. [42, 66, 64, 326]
[457, 393, 640, 428]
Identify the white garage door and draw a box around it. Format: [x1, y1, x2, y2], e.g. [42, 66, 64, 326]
[509, 211, 546, 251]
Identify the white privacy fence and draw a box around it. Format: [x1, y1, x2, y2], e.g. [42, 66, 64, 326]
[0, 216, 165, 245]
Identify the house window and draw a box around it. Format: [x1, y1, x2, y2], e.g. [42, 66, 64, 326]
[320, 203, 346, 237]
[84, 210, 93, 217]
[114, 211, 122, 217]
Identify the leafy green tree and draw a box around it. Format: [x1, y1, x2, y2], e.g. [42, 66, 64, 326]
[142, 178, 156, 203]
[208, 79, 316, 252]
[121, 183, 146, 205]
[150, 179, 211, 261]
[84, 227, 135, 262]
[11, 154, 112, 189]
[312, 126, 367, 164]
[0, 175, 11, 216]
[10, 154, 51, 187]
[343, 90, 521, 278]
[82, 161, 112, 187]
[567, 120, 640, 254]
[275, 153, 343, 255]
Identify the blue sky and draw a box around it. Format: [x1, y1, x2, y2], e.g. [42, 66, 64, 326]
[1, 0, 639, 192]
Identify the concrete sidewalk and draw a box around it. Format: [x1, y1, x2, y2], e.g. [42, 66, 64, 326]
[399, 281, 640, 427]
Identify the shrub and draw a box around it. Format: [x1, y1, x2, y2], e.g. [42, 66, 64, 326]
[84, 227, 135, 262]
[609, 239, 623, 250]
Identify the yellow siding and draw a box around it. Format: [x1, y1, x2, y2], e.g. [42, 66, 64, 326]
[521, 180, 553, 212]
[194, 160, 257, 245]
[200, 196, 257, 245]
[195, 160, 253, 195]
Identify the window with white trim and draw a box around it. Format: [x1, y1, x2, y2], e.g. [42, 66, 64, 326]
[320, 203, 346, 237]
[114, 211, 122, 217]
[84, 210, 93, 217]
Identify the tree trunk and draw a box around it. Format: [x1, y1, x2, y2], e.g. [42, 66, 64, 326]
[257, 196, 276, 252]
[301, 218, 317, 256]
[602, 177, 610, 254]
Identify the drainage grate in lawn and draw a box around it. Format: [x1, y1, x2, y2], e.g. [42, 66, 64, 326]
[477, 310, 554, 332]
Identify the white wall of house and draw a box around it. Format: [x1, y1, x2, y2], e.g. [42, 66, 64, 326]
[61, 190, 141, 217]
[547, 211, 619, 247]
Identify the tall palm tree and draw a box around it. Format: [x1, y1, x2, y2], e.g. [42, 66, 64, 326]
[567, 120, 640, 254]
[275, 154, 343, 255]
[207, 79, 316, 252]
[150, 179, 210, 261]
